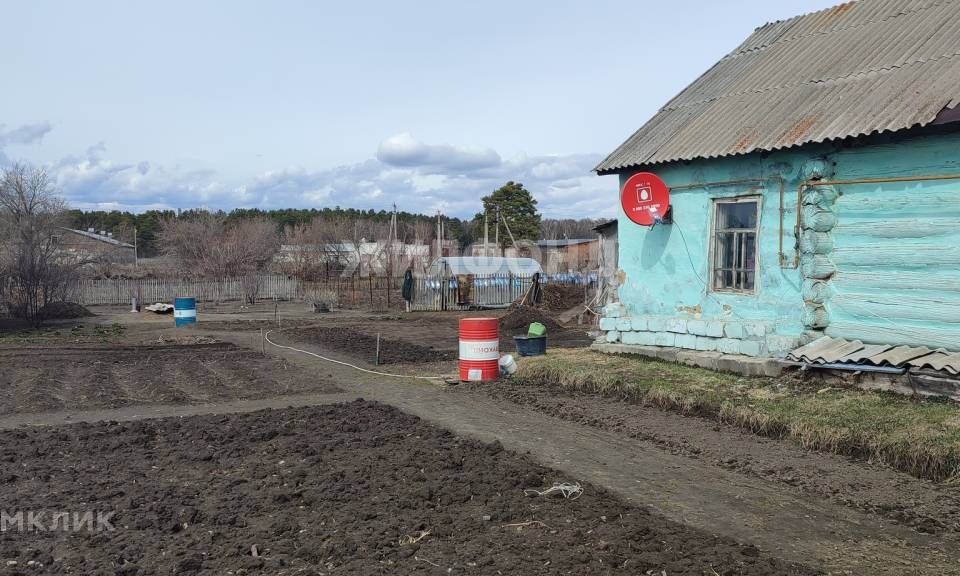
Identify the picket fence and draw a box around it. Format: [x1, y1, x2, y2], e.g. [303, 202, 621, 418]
[71, 275, 303, 306]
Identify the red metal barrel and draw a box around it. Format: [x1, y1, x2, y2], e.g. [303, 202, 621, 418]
[459, 317, 499, 382]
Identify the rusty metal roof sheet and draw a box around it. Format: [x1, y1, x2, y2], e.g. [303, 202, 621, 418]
[596, 0, 960, 174]
[787, 336, 960, 375]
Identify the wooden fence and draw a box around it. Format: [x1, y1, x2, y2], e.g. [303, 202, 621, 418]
[71, 273, 586, 313]
[70, 275, 408, 312]
[70, 275, 304, 305]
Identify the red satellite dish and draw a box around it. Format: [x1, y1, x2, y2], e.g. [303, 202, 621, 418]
[621, 172, 670, 226]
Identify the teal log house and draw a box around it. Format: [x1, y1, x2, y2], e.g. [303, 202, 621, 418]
[595, 0, 960, 364]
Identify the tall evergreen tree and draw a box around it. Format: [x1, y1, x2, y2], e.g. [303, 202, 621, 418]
[475, 181, 542, 248]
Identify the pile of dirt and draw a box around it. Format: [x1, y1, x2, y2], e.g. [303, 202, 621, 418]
[38, 301, 93, 319]
[538, 283, 588, 312]
[499, 305, 565, 333]
[0, 401, 819, 575]
[284, 326, 454, 364]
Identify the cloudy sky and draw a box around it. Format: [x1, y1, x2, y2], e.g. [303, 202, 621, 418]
[2, 0, 836, 218]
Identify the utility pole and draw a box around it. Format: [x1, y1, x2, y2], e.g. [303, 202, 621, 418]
[133, 226, 138, 267]
[494, 205, 500, 256]
[500, 210, 518, 250]
[484, 212, 489, 256]
[389, 203, 398, 276]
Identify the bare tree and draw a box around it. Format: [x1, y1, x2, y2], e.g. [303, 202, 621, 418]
[225, 218, 280, 303]
[0, 164, 81, 324]
[158, 212, 221, 276]
[281, 216, 355, 280]
[159, 214, 279, 303]
[281, 222, 317, 280]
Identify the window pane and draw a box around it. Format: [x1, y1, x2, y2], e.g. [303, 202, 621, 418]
[717, 233, 735, 269]
[716, 269, 733, 289]
[712, 200, 758, 292]
[717, 201, 757, 229]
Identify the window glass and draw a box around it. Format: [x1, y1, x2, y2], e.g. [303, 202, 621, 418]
[712, 200, 758, 293]
[717, 202, 757, 229]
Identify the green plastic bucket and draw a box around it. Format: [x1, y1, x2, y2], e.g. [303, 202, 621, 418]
[527, 322, 546, 337]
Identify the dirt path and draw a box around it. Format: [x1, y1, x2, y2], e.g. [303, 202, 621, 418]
[3, 329, 957, 574]
[460, 380, 960, 536]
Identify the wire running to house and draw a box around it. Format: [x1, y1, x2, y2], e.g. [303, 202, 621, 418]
[263, 330, 446, 381]
[672, 220, 747, 321]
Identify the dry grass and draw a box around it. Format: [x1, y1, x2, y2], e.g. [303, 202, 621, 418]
[516, 349, 960, 482]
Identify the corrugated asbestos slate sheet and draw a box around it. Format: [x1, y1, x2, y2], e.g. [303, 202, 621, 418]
[788, 336, 960, 375]
[596, 0, 960, 174]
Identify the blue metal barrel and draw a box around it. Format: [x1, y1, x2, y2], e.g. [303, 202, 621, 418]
[174, 297, 197, 327]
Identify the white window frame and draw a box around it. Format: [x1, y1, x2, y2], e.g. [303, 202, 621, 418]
[708, 195, 761, 294]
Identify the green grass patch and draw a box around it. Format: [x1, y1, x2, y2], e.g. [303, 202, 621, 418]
[516, 349, 960, 482]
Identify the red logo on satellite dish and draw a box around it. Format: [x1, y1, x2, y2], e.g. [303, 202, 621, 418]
[620, 172, 670, 226]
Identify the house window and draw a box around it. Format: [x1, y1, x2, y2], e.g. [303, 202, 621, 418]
[711, 197, 759, 293]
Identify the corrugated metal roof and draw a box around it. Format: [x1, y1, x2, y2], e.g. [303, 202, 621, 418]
[535, 239, 596, 247]
[788, 336, 960, 374]
[593, 219, 618, 233]
[596, 0, 960, 174]
[63, 228, 134, 249]
[912, 350, 960, 373]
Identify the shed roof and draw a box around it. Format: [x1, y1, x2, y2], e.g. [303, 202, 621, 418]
[593, 220, 618, 233]
[62, 228, 134, 249]
[595, 0, 960, 174]
[535, 238, 596, 248]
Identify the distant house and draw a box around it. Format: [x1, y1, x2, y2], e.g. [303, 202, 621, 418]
[58, 228, 135, 264]
[277, 240, 443, 276]
[467, 241, 518, 259]
[535, 238, 598, 274]
[596, 0, 960, 365]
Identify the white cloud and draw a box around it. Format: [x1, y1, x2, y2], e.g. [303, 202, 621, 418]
[377, 132, 502, 174]
[1, 125, 617, 218]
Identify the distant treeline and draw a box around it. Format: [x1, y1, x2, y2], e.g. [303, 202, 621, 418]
[66, 207, 609, 258]
[66, 207, 455, 257]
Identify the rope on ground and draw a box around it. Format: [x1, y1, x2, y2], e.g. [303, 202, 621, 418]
[263, 330, 446, 381]
[523, 482, 583, 500]
[501, 520, 551, 530]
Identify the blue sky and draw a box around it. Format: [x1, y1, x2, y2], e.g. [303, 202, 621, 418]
[1, 0, 836, 217]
